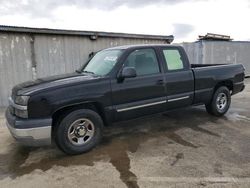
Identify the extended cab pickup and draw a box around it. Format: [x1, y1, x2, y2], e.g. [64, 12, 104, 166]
[5, 44, 245, 154]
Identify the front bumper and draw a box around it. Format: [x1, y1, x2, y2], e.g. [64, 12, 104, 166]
[5, 108, 52, 146]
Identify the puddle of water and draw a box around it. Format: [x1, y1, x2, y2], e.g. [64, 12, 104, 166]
[0, 107, 224, 188]
[226, 113, 250, 122]
[165, 132, 198, 148]
[108, 142, 139, 188]
[171, 153, 184, 166]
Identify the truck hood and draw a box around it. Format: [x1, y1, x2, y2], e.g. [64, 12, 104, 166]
[13, 72, 101, 96]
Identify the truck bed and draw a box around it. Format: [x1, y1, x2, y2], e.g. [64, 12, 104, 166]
[191, 63, 245, 104]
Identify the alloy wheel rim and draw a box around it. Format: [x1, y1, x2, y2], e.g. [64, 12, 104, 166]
[67, 118, 95, 146]
[216, 93, 227, 112]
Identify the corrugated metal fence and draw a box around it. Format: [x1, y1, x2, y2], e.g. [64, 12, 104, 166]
[1, 27, 250, 107]
[182, 41, 250, 76]
[0, 30, 169, 106]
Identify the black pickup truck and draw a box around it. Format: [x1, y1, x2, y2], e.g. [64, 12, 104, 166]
[5, 44, 245, 154]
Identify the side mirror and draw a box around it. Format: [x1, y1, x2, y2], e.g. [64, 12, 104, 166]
[120, 67, 137, 79]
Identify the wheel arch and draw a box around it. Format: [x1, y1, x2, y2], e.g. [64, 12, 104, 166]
[214, 80, 233, 93]
[51, 101, 108, 132]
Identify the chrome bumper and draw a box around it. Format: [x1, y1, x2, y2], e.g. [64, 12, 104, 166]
[5, 108, 52, 146]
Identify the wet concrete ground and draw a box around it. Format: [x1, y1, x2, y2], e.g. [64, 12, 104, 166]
[0, 79, 250, 188]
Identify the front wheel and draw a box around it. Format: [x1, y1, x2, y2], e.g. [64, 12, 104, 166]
[55, 109, 103, 155]
[205, 86, 231, 116]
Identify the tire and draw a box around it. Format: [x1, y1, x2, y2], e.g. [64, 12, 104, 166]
[205, 86, 231, 117]
[54, 109, 103, 155]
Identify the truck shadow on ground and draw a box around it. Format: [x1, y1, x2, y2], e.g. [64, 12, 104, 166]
[0, 107, 223, 188]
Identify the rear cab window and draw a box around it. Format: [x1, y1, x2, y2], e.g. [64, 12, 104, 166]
[162, 48, 185, 71]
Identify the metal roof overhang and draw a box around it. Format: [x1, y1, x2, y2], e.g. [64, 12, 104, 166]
[0, 25, 174, 43]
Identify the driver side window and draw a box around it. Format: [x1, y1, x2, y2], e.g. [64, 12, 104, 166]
[124, 48, 160, 76]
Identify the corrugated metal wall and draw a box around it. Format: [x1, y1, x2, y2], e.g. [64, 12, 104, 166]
[0, 33, 164, 106]
[34, 36, 163, 78]
[1, 32, 249, 107]
[182, 41, 250, 76]
[202, 41, 250, 76]
[0, 34, 33, 106]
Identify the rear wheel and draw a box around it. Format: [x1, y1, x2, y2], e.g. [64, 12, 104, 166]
[55, 109, 103, 155]
[205, 86, 231, 116]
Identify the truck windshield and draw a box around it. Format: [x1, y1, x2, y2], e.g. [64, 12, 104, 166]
[81, 49, 123, 76]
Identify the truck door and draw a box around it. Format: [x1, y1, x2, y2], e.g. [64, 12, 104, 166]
[159, 47, 194, 109]
[111, 48, 167, 121]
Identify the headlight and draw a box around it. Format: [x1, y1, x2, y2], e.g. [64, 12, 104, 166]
[15, 96, 30, 105]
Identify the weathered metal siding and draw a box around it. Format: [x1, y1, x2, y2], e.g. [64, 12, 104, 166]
[2, 30, 249, 107]
[0, 33, 33, 106]
[203, 41, 250, 76]
[182, 41, 250, 75]
[0, 33, 165, 106]
[34, 35, 163, 78]
[181, 42, 203, 64]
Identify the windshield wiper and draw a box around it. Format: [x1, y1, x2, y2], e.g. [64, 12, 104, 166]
[75, 70, 95, 74]
[82, 70, 95, 74]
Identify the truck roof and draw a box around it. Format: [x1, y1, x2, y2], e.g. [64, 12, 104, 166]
[106, 44, 180, 50]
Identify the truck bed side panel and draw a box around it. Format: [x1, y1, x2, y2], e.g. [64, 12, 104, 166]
[192, 64, 245, 104]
